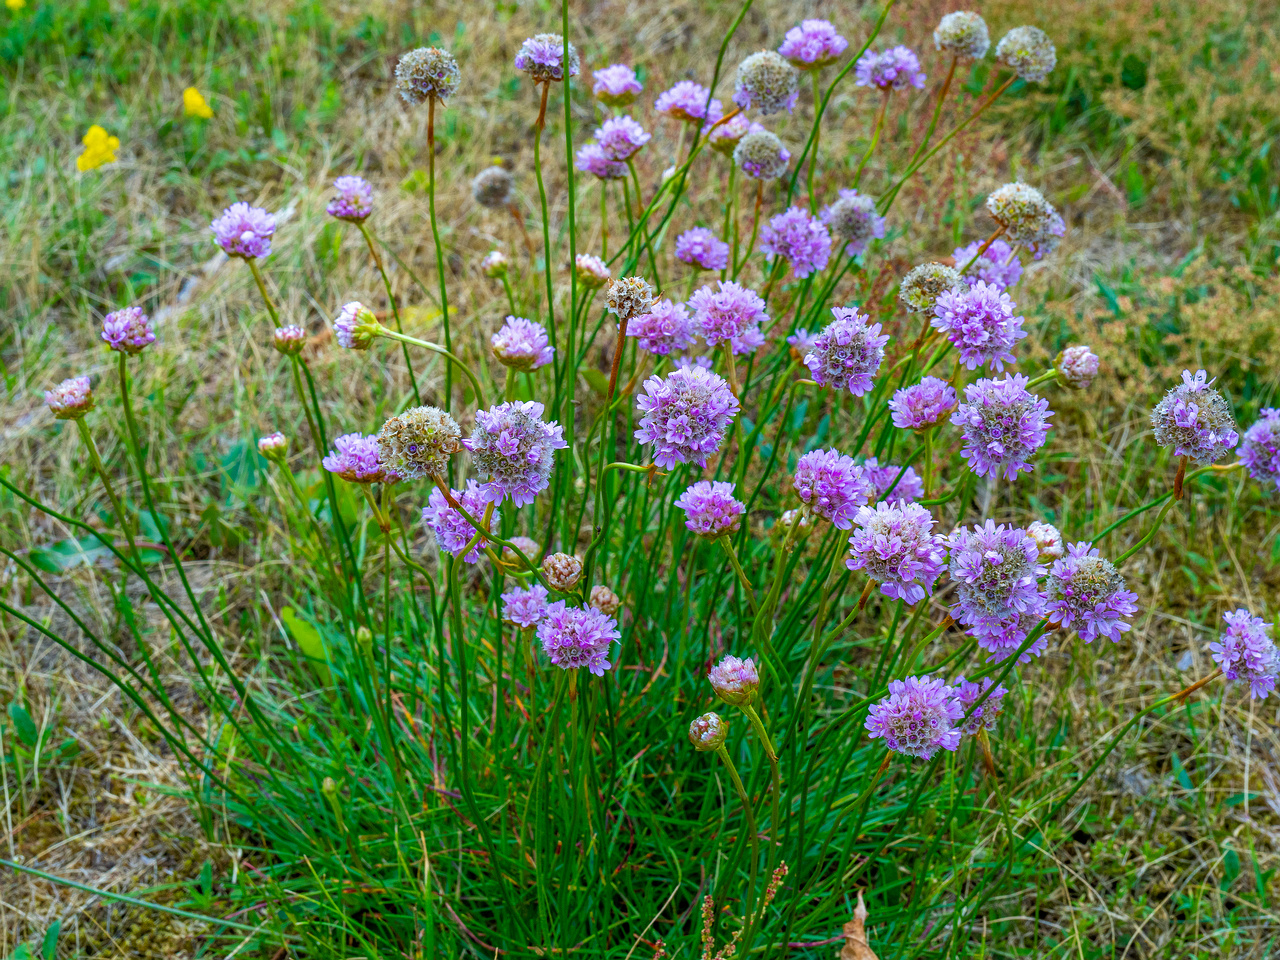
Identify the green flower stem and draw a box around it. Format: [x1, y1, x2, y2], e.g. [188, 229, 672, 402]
[714, 741, 760, 907]
[504, 368, 519, 402]
[626, 158, 661, 283]
[922, 428, 935, 498]
[741, 701, 781, 872]
[377, 327, 487, 409]
[74, 418, 139, 558]
[920, 465, 971, 506]
[357, 221, 421, 405]
[246, 259, 282, 327]
[1115, 492, 1180, 564]
[272, 457, 340, 585]
[852, 90, 890, 189]
[1026, 368, 1058, 389]
[426, 96, 454, 408]
[723, 164, 738, 282]
[806, 70, 822, 209]
[501, 273, 518, 315]
[718, 535, 758, 616]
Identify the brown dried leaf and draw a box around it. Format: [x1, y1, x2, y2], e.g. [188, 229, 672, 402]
[838, 890, 878, 960]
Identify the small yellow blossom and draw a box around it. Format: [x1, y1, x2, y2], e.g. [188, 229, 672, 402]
[75, 125, 120, 172]
[183, 86, 214, 119]
[6, 0, 27, 12]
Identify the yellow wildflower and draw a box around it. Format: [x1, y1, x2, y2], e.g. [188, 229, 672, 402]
[75, 125, 120, 172]
[183, 86, 214, 119]
[6, 0, 27, 11]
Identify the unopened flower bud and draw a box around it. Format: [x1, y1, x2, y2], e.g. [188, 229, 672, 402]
[589, 584, 621, 617]
[541, 553, 583, 592]
[321, 776, 339, 798]
[1026, 520, 1064, 561]
[45, 376, 94, 420]
[257, 432, 288, 463]
[501, 536, 541, 570]
[708, 654, 760, 706]
[1055, 345, 1099, 390]
[689, 712, 728, 751]
[356, 626, 374, 658]
[273, 325, 307, 355]
[575, 254, 611, 289]
[333, 301, 381, 350]
[482, 250, 508, 278]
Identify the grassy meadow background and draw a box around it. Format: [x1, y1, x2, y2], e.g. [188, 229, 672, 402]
[2, 0, 1280, 956]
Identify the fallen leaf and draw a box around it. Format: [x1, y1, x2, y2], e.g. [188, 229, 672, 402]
[839, 890, 878, 960]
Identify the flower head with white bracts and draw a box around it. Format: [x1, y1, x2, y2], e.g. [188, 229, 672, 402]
[463, 401, 568, 507]
[575, 254, 611, 288]
[995, 26, 1057, 83]
[821, 189, 886, 257]
[899, 262, 962, 313]
[931, 281, 1027, 372]
[481, 251, 508, 278]
[501, 583, 550, 628]
[1027, 521, 1064, 561]
[472, 167, 514, 208]
[1241, 408, 1280, 493]
[627, 299, 697, 356]
[846, 500, 947, 604]
[1056, 345, 1100, 390]
[395, 47, 461, 103]
[1150, 369, 1239, 465]
[675, 480, 745, 539]
[211, 202, 275, 259]
[889, 377, 957, 431]
[675, 228, 730, 272]
[760, 207, 832, 279]
[733, 50, 800, 114]
[537, 601, 619, 676]
[934, 11, 991, 60]
[948, 521, 1046, 647]
[1210, 609, 1279, 700]
[953, 676, 1008, 736]
[803, 307, 889, 396]
[257, 432, 288, 462]
[985, 183, 1063, 256]
[793, 449, 874, 529]
[855, 46, 926, 91]
[377, 405, 461, 480]
[633, 366, 740, 470]
[422, 481, 497, 564]
[708, 114, 759, 155]
[708, 655, 759, 706]
[593, 64, 642, 106]
[734, 130, 790, 180]
[1045, 542, 1139, 644]
[491, 316, 554, 371]
[689, 712, 728, 751]
[866, 675, 964, 759]
[779, 20, 849, 70]
[951, 374, 1053, 480]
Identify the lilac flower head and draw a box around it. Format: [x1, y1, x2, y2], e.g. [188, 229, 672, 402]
[986, 183, 1062, 255]
[627, 298, 697, 356]
[464, 401, 568, 506]
[931, 281, 1026, 371]
[327, 176, 374, 221]
[536, 601, 619, 676]
[210, 202, 275, 259]
[257, 432, 288, 462]
[333, 301, 381, 350]
[734, 129, 790, 180]
[634, 366, 740, 469]
[860, 457, 925, 503]
[688, 280, 768, 349]
[708, 654, 759, 706]
[865, 675, 964, 759]
[953, 676, 1008, 736]
[492, 316, 554, 371]
[1211, 609, 1279, 700]
[855, 46, 926, 91]
[273, 325, 307, 355]
[45, 376, 94, 420]
[422, 481, 498, 563]
[733, 50, 800, 114]
[514, 34, 579, 83]
[1045, 542, 1139, 644]
[377, 405, 461, 480]
[821, 189, 887, 257]
[590, 584, 621, 617]
[793, 449, 874, 529]
[803, 306, 888, 396]
[1056, 345, 1099, 389]
[995, 26, 1057, 83]
[674, 353, 714, 371]
[655, 82, 722, 124]
[472, 166, 515, 209]
[593, 64, 642, 107]
[1027, 521, 1064, 561]
[575, 253, 611, 288]
[675, 480, 745, 539]
[947, 521, 1046, 647]
[707, 114, 759, 156]
[1150, 369, 1239, 465]
[760, 207, 832, 279]
[395, 47, 461, 103]
[481, 251, 508, 278]
[779, 20, 849, 70]
[889, 377, 957, 431]
[847, 500, 947, 604]
[954, 238, 1022, 291]
[595, 116, 651, 161]
[322, 432, 386, 484]
[675, 228, 730, 272]
[501, 583, 550, 628]
[978, 608, 1049, 664]
[101, 307, 155, 355]
[689, 712, 728, 751]
[952, 374, 1053, 480]
[575, 142, 627, 180]
[899, 262, 962, 313]
[1241, 408, 1280, 493]
[934, 12, 991, 60]
[786, 328, 820, 357]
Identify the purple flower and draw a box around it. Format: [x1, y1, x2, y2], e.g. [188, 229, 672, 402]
[101, 307, 155, 355]
[514, 33, 579, 83]
[733, 129, 790, 180]
[846, 500, 946, 604]
[322, 432, 387, 484]
[760, 207, 832, 279]
[861, 457, 925, 503]
[501, 584, 550, 628]
[952, 374, 1053, 480]
[627, 298, 697, 356]
[675, 353, 714, 371]
[634, 366, 740, 469]
[778, 19, 849, 69]
[953, 239, 1022, 291]
[786, 328, 820, 355]
[707, 114, 759, 155]
[953, 676, 1008, 736]
[865, 675, 964, 760]
[1045, 542, 1139, 644]
[855, 46, 926, 91]
[675, 227, 730, 272]
[593, 64, 642, 106]
[732, 50, 800, 115]
[803, 306, 888, 396]
[327, 176, 374, 222]
[463, 401, 567, 507]
[821, 189, 886, 257]
[948, 520, 1046, 650]
[655, 82, 723, 124]
[931, 281, 1027, 372]
[890, 377, 957, 431]
[708, 654, 759, 706]
[1211, 609, 1279, 700]
[979, 609, 1050, 664]
[536, 601, 619, 676]
[422, 480, 498, 563]
[1241, 408, 1280, 492]
[595, 116, 650, 161]
[210, 202, 275, 259]
[1056, 345, 1100, 390]
[675, 480, 745, 539]
[793, 449, 874, 529]
[1151, 369, 1239, 465]
[575, 143, 627, 180]
[491, 316, 554, 371]
[44, 376, 94, 420]
[688, 280, 768, 350]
